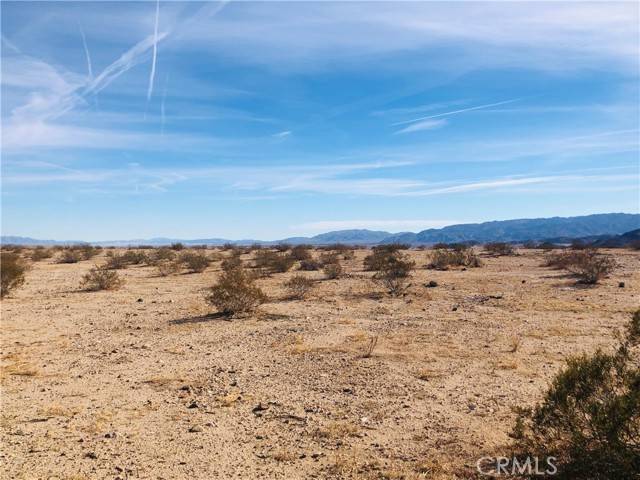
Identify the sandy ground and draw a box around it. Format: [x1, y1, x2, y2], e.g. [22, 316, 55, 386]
[1, 248, 638, 480]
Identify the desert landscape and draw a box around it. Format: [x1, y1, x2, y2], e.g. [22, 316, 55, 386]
[1, 244, 637, 479]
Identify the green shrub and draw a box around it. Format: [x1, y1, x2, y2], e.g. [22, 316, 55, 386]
[80, 266, 123, 291]
[512, 310, 640, 479]
[170, 242, 185, 251]
[206, 267, 266, 316]
[1, 253, 28, 297]
[373, 251, 415, 296]
[122, 249, 148, 265]
[253, 250, 294, 273]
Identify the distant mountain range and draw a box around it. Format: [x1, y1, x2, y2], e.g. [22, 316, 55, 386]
[3, 213, 639, 247]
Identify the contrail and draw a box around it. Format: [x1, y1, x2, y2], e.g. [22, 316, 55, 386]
[147, 0, 160, 101]
[78, 25, 93, 79]
[392, 98, 522, 126]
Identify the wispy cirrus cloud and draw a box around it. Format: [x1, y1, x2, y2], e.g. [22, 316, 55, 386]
[395, 119, 447, 134]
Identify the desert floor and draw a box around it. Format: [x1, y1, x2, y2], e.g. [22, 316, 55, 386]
[1, 248, 638, 479]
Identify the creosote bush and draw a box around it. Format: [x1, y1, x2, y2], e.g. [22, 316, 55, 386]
[284, 274, 315, 299]
[323, 262, 343, 280]
[299, 259, 321, 271]
[512, 309, 640, 479]
[149, 247, 176, 265]
[156, 260, 181, 277]
[373, 251, 415, 296]
[80, 265, 123, 291]
[485, 242, 516, 256]
[253, 250, 294, 273]
[30, 247, 52, 262]
[1, 253, 28, 298]
[290, 245, 312, 261]
[104, 252, 128, 270]
[221, 254, 243, 272]
[180, 251, 210, 273]
[206, 267, 266, 316]
[57, 249, 83, 264]
[427, 247, 482, 270]
[544, 249, 615, 284]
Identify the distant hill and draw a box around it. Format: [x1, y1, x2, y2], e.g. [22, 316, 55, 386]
[3, 213, 639, 246]
[591, 228, 640, 248]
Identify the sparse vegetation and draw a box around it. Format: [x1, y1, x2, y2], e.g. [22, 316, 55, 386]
[290, 245, 312, 261]
[149, 247, 176, 265]
[156, 260, 181, 276]
[299, 259, 321, 271]
[323, 262, 343, 279]
[30, 247, 52, 262]
[512, 310, 640, 479]
[80, 265, 124, 291]
[206, 266, 266, 316]
[179, 251, 210, 273]
[1, 253, 28, 298]
[170, 242, 185, 251]
[56, 249, 83, 264]
[253, 250, 294, 273]
[544, 249, 615, 284]
[427, 247, 482, 270]
[372, 250, 415, 296]
[485, 242, 516, 256]
[283, 274, 315, 299]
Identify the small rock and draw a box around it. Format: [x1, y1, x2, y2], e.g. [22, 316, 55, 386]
[619, 282, 625, 288]
[137, 298, 143, 303]
[425, 281, 438, 288]
[452, 305, 458, 312]
[85, 452, 98, 460]
[252, 403, 268, 414]
[311, 451, 323, 460]
[188, 425, 203, 433]
[187, 401, 198, 409]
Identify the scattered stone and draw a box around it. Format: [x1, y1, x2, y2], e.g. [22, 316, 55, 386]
[452, 305, 458, 312]
[425, 281, 438, 288]
[84, 451, 98, 459]
[188, 401, 198, 409]
[252, 403, 268, 414]
[137, 298, 143, 303]
[311, 451, 323, 460]
[188, 425, 203, 433]
[619, 282, 625, 288]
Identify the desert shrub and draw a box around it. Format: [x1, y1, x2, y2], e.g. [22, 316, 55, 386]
[156, 260, 181, 276]
[221, 255, 242, 272]
[372, 251, 415, 296]
[206, 267, 266, 316]
[1, 253, 28, 297]
[512, 310, 640, 479]
[545, 249, 615, 284]
[30, 247, 52, 262]
[122, 249, 148, 265]
[363, 248, 389, 271]
[104, 253, 128, 270]
[485, 242, 516, 256]
[180, 251, 210, 273]
[427, 247, 482, 270]
[150, 247, 176, 265]
[323, 262, 343, 279]
[79, 265, 123, 291]
[290, 245, 312, 261]
[319, 251, 340, 266]
[299, 259, 321, 271]
[284, 274, 315, 299]
[274, 243, 291, 252]
[57, 249, 82, 264]
[568, 251, 615, 284]
[253, 250, 294, 273]
[170, 242, 185, 251]
[77, 245, 99, 260]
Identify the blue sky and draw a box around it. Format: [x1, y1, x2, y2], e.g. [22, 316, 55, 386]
[2, 1, 639, 241]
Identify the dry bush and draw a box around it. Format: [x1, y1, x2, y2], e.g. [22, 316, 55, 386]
[104, 252, 128, 270]
[290, 245, 312, 261]
[156, 260, 181, 276]
[221, 255, 242, 272]
[170, 242, 185, 251]
[545, 249, 615, 284]
[299, 259, 321, 271]
[374, 251, 414, 296]
[57, 249, 83, 264]
[427, 247, 482, 270]
[320, 251, 340, 266]
[122, 249, 148, 265]
[274, 243, 291, 252]
[206, 267, 266, 316]
[30, 247, 52, 261]
[79, 266, 123, 291]
[485, 242, 516, 256]
[284, 274, 315, 299]
[1, 253, 28, 297]
[253, 250, 294, 273]
[362, 335, 378, 358]
[512, 310, 640, 479]
[323, 262, 342, 279]
[77, 245, 99, 260]
[149, 247, 176, 265]
[179, 251, 210, 273]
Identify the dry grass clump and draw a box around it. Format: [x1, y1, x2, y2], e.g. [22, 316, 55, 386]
[206, 266, 267, 316]
[323, 262, 343, 279]
[283, 274, 315, 299]
[79, 266, 124, 291]
[512, 310, 640, 479]
[56, 249, 83, 264]
[179, 251, 210, 273]
[544, 249, 615, 284]
[485, 242, 516, 256]
[427, 247, 482, 270]
[1, 252, 28, 298]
